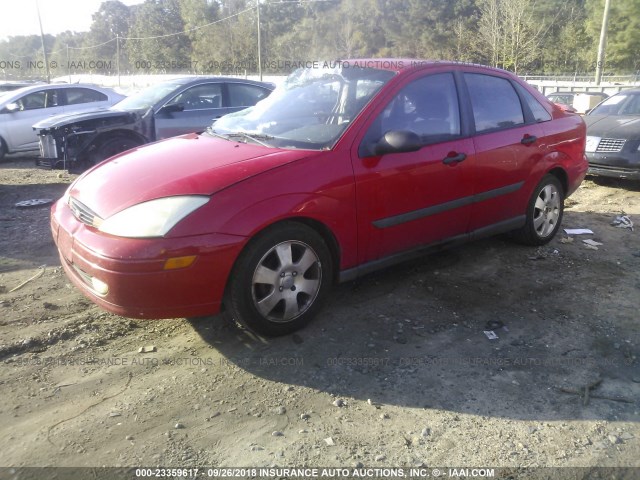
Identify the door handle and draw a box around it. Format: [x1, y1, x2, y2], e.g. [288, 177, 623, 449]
[521, 134, 537, 145]
[442, 152, 467, 165]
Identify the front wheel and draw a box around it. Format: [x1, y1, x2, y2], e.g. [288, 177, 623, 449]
[225, 222, 333, 336]
[71, 136, 142, 173]
[512, 174, 564, 246]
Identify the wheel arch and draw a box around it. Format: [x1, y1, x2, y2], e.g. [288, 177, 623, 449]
[91, 129, 147, 149]
[0, 135, 7, 157]
[228, 216, 342, 287]
[547, 166, 568, 195]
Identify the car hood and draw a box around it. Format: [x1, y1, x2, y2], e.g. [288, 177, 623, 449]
[33, 108, 142, 131]
[69, 133, 315, 219]
[584, 115, 640, 141]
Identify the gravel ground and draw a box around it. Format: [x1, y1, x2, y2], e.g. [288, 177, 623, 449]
[0, 154, 639, 478]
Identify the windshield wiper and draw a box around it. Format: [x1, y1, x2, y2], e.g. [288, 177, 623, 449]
[226, 131, 274, 147]
[206, 127, 229, 140]
[206, 128, 273, 147]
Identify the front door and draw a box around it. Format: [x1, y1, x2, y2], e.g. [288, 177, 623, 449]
[4, 88, 65, 150]
[154, 83, 226, 139]
[352, 72, 475, 263]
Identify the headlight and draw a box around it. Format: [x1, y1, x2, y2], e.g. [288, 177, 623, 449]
[585, 136, 601, 153]
[98, 196, 209, 238]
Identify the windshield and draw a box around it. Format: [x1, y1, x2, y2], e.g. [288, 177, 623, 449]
[114, 79, 190, 111]
[211, 65, 396, 149]
[589, 92, 640, 116]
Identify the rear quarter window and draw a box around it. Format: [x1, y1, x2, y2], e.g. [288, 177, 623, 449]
[515, 83, 552, 122]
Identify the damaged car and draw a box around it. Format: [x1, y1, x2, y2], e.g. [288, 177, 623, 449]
[34, 76, 274, 172]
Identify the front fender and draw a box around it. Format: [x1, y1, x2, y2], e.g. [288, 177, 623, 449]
[169, 152, 358, 270]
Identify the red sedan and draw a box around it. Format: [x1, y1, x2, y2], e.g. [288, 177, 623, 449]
[51, 60, 588, 336]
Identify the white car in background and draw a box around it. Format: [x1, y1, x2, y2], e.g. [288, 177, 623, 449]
[0, 83, 124, 159]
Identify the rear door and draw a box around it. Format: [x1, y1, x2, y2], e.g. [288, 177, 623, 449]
[462, 72, 547, 232]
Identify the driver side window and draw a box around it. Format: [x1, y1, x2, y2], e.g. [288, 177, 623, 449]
[17, 89, 59, 111]
[170, 84, 223, 111]
[360, 73, 461, 156]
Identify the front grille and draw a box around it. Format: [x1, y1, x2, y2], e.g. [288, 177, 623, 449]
[596, 138, 626, 153]
[68, 197, 102, 227]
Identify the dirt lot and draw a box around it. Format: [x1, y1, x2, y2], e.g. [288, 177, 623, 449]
[0, 154, 639, 475]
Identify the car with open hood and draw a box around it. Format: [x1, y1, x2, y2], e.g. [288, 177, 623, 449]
[51, 59, 587, 336]
[584, 89, 640, 180]
[34, 76, 274, 172]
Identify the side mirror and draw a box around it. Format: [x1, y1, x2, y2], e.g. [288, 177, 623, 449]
[159, 103, 184, 114]
[373, 130, 422, 156]
[3, 103, 19, 113]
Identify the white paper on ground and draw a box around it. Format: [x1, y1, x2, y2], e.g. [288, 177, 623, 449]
[564, 228, 594, 235]
[582, 239, 603, 246]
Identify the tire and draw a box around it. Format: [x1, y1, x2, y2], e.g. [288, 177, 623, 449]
[225, 222, 333, 336]
[0, 137, 7, 160]
[512, 174, 564, 246]
[91, 136, 141, 165]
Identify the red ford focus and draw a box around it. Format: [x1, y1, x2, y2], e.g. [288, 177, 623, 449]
[51, 60, 587, 336]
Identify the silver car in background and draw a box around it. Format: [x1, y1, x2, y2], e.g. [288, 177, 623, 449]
[0, 83, 124, 159]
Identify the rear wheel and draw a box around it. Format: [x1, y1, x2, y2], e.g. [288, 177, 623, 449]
[225, 222, 333, 336]
[0, 137, 7, 160]
[512, 174, 564, 245]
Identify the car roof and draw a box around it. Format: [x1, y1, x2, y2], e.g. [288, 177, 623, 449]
[548, 91, 606, 95]
[0, 83, 118, 104]
[611, 89, 640, 94]
[343, 58, 514, 76]
[159, 76, 275, 89]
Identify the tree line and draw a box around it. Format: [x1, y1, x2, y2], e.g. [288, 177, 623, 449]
[1, 0, 639, 80]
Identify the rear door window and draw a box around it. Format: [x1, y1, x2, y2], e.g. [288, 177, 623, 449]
[464, 73, 525, 133]
[227, 84, 271, 107]
[64, 87, 108, 105]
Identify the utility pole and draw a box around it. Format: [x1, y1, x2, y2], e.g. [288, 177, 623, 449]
[116, 35, 121, 88]
[36, 0, 51, 83]
[595, 0, 611, 85]
[256, 0, 262, 81]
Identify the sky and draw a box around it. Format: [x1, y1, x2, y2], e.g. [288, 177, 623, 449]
[0, 0, 144, 40]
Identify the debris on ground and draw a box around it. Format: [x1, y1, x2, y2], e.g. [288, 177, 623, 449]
[556, 378, 635, 406]
[563, 228, 594, 235]
[583, 239, 604, 249]
[8, 265, 46, 293]
[14, 199, 53, 208]
[611, 215, 634, 232]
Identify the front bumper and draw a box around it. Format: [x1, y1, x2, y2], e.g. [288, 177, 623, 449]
[52, 199, 247, 319]
[587, 151, 640, 180]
